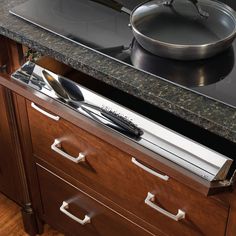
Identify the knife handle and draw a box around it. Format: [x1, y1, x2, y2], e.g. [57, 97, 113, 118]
[100, 108, 143, 137]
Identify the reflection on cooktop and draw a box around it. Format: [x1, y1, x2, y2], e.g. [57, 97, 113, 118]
[130, 40, 235, 88]
[105, 39, 235, 88]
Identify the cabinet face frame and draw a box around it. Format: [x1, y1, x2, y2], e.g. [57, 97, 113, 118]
[0, 85, 17, 200]
[0, 85, 24, 203]
[0, 36, 42, 235]
[0, 85, 41, 235]
[0, 36, 30, 206]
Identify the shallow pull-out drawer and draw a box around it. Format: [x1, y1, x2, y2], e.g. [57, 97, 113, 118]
[27, 100, 229, 236]
[37, 165, 153, 236]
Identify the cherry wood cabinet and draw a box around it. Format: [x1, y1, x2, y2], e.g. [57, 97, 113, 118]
[0, 85, 19, 201]
[0, 37, 23, 203]
[0, 35, 236, 236]
[37, 165, 153, 236]
[27, 99, 229, 236]
[0, 37, 39, 236]
[0, 84, 31, 207]
[0, 86, 39, 235]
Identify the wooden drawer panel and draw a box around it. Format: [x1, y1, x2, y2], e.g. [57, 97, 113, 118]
[37, 165, 152, 236]
[27, 101, 229, 236]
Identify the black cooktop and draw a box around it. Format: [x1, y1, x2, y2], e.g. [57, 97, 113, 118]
[10, 0, 236, 109]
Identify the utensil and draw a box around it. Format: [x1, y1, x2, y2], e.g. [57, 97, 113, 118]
[42, 70, 143, 137]
[58, 76, 143, 137]
[42, 70, 95, 110]
[92, 0, 236, 60]
[42, 70, 70, 99]
[42, 69, 109, 121]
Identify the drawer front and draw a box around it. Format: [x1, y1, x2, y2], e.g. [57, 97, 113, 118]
[37, 165, 152, 236]
[28, 101, 229, 236]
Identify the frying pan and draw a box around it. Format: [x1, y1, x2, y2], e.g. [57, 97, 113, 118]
[92, 0, 236, 60]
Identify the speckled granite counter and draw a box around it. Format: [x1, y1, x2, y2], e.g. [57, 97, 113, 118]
[1, 0, 236, 143]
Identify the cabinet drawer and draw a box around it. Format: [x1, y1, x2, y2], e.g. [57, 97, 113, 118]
[27, 101, 229, 236]
[37, 165, 152, 236]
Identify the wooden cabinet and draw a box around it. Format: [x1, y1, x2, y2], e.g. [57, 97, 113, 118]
[0, 85, 22, 203]
[0, 37, 40, 236]
[0, 85, 17, 200]
[37, 165, 153, 236]
[0, 85, 39, 236]
[0, 36, 236, 236]
[27, 100, 229, 236]
[0, 36, 30, 207]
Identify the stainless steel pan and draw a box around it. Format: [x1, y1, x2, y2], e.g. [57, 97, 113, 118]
[93, 0, 236, 60]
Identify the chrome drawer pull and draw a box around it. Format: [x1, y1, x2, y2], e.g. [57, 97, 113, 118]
[131, 157, 169, 181]
[60, 201, 91, 225]
[31, 102, 60, 121]
[51, 139, 86, 163]
[145, 192, 185, 221]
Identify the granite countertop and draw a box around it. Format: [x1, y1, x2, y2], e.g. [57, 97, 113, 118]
[1, 0, 236, 143]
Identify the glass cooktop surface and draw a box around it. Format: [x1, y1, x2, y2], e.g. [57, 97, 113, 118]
[10, 0, 236, 109]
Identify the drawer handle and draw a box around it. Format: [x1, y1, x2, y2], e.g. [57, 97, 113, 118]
[60, 201, 91, 225]
[145, 192, 185, 221]
[51, 139, 86, 163]
[131, 157, 169, 181]
[31, 102, 60, 121]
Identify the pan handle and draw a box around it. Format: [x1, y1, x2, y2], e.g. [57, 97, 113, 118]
[90, 0, 131, 15]
[165, 0, 209, 18]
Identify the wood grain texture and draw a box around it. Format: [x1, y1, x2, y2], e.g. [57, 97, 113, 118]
[27, 100, 229, 236]
[226, 206, 236, 236]
[0, 85, 17, 200]
[0, 85, 27, 205]
[0, 86, 40, 234]
[225, 190, 236, 236]
[13, 93, 47, 234]
[0, 193, 63, 236]
[37, 166, 153, 236]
